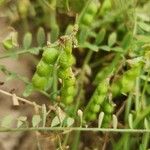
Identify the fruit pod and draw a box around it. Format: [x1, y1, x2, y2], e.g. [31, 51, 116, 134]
[84, 79, 109, 122]
[102, 114, 112, 128]
[111, 63, 142, 97]
[64, 38, 73, 54]
[111, 80, 122, 97]
[36, 60, 53, 76]
[42, 47, 59, 64]
[77, 0, 99, 44]
[101, 101, 114, 127]
[31, 47, 59, 90]
[60, 71, 76, 105]
[32, 74, 48, 90]
[121, 64, 141, 94]
[94, 55, 121, 84]
[59, 51, 75, 69]
[102, 101, 114, 114]
[78, 0, 99, 27]
[58, 38, 76, 105]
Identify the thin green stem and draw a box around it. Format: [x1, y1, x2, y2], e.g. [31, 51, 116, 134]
[0, 43, 58, 59]
[71, 131, 80, 150]
[135, 77, 140, 113]
[141, 133, 149, 149]
[0, 127, 150, 133]
[125, 92, 133, 122]
[62, 133, 70, 148]
[0, 49, 35, 59]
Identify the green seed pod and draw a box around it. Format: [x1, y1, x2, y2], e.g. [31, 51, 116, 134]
[59, 52, 75, 69]
[58, 68, 72, 79]
[85, 111, 97, 121]
[97, 82, 108, 94]
[64, 77, 75, 87]
[42, 48, 59, 64]
[81, 14, 93, 26]
[93, 95, 105, 105]
[84, 79, 109, 122]
[111, 80, 121, 97]
[86, 1, 98, 15]
[101, 114, 112, 128]
[58, 38, 76, 105]
[63, 95, 74, 104]
[66, 86, 75, 95]
[61, 78, 76, 104]
[32, 74, 47, 90]
[90, 103, 100, 113]
[102, 102, 114, 114]
[79, 0, 99, 27]
[36, 60, 52, 76]
[64, 38, 72, 54]
[61, 86, 75, 96]
[103, 114, 112, 123]
[121, 64, 141, 94]
[121, 76, 135, 94]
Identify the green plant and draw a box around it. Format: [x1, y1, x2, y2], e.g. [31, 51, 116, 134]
[84, 79, 109, 121]
[1, 0, 150, 149]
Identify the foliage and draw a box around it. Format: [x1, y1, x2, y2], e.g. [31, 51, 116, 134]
[0, 0, 150, 149]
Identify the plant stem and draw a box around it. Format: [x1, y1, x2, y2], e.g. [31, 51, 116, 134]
[125, 92, 133, 122]
[141, 132, 149, 149]
[71, 131, 80, 150]
[0, 89, 41, 108]
[0, 127, 150, 133]
[135, 77, 140, 113]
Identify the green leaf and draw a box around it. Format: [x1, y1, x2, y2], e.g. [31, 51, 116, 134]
[51, 116, 61, 127]
[78, 26, 89, 44]
[23, 84, 34, 97]
[41, 104, 47, 127]
[98, 112, 104, 128]
[144, 118, 149, 129]
[136, 35, 150, 43]
[108, 32, 117, 47]
[18, 116, 27, 122]
[137, 13, 150, 22]
[37, 27, 45, 46]
[29, 47, 41, 55]
[138, 22, 150, 32]
[2, 39, 14, 50]
[17, 116, 27, 128]
[23, 32, 32, 49]
[32, 115, 41, 127]
[2, 31, 18, 50]
[121, 32, 133, 49]
[50, 25, 59, 42]
[99, 45, 110, 51]
[82, 42, 99, 52]
[111, 47, 123, 52]
[17, 120, 23, 128]
[95, 28, 106, 45]
[65, 24, 73, 35]
[112, 115, 118, 129]
[128, 113, 133, 129]
[1, 115, 14, 128]
[66, 117, 74, 127]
